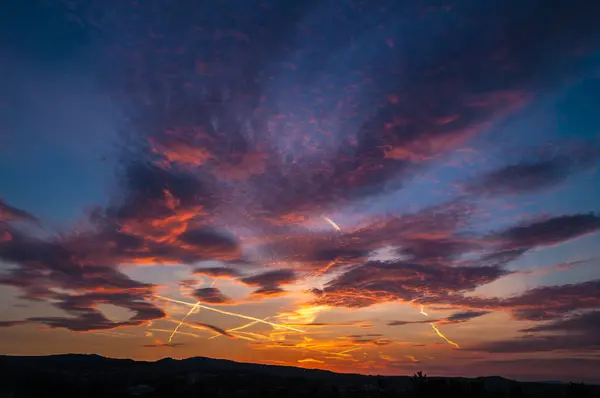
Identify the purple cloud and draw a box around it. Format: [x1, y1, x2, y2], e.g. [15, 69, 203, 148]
[0, 199, 38, 223]
[464, 145, 599, 196]
[493, 213, 600, 251]
[470, 311, 600, 353]
[313, 260, 509, 308]
[240, 269, 297, 296]
[192, 287, 233, 304]
[193, 267, 241, 278]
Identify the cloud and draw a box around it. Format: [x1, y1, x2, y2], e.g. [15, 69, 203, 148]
[492, 213, 600, 251]
[387, 319, 431, 326]
[443, 310, 491, 324]
[0, 199, 38, 223]
[349, 337, 393, 346]
[513, 258, 597, 277]
[142, 342, 186, 348]
[250, 232, 370, 273]
[240, 269, 297, 286]
[398, 236, 475, 265]
[0, 320, 25, 328]
[345, 333, 383, 338]
[471, 213, 600, 270]
[446, 280, 600, 323]
[4, 0, 600, 350]
[178, 227, 240, 260]
[0, 229, 153, 298]
[307, 210, 599, 320]
[193, 267, 241, 278]
[192, 287, 233, 304]
[95, 0, 600, 226]
[0, 225, 165, 331]
[464, 145, 599, 196]
[313, 260, 509, 308]
[521, 310, 600, 333]
[87, 161, 241, 265]
[388, 310, 489, 326]
[28, 292, 165, 332]
[252, 200, 475, 273]
[506, 281, 600, 321]
[240, 269, 297, 296]
[471, 311, 600, 353]
[193, 322, 235, 338]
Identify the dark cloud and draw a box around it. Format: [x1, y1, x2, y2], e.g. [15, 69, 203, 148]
[349, 337, 393, 347]
[507, 281, 600, 321]
[0, 320, 25, 328]
[88, 161, 241, 265]
[307, 211, 597, 313]
[0, 199, 38, 223]
[464, 145, 599, 196]
[346, 333, 383, 338]
[399, 236, 475, 265]
[112, 160, 213, 220]
[388, 310, 489, 326]
[241, 269, 297, 286]
[142, 342, 185, 348]
[521, 310, 600, 333]
[388, 319, 431, 327]
[252, 286, 286, 297]
[194, 322, 235, 338]
[193, 267, 241, 278]
[250, 232, 370, 273]
[178, 228, 239, 258]
[472, 213, 600, 269]
[30, 311, 117, 332]
[0, 142, 239, 336]
[240, 269, 297, 296]
[249, 0, 600, 217]
[344, 200, 476, 257]
[4, 0, 600, 346]
[0, 229, 153, 298]
[306, 210, 599, 317]
[88, 0, 600, 225]
[192, 287, 232, 304]
[313, 260, 509, 308]
[471, 311, 600, 353]
[472, 335, 598, 354]
[444, 310, 490, 324]
[28, 292, 165, 332]
[252, 200, 475, 273]
[493, 213, 600, 251]
[443, 280, 600, 323]
[0, 225, 165, 331]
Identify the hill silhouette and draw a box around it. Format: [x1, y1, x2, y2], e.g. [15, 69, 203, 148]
[1, 354, 598, 398]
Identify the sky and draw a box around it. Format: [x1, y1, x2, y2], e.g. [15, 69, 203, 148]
[1, 0, 600, 384]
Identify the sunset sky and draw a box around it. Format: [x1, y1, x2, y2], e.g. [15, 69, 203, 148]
[1, 0, 600, 383]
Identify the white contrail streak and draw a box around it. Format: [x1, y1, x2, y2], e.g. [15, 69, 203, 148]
[323, 217, 341, 231]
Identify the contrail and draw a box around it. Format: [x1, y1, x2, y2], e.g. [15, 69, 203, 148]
[419, 304, 458, 348]
[169, 301, 201, 343]
[208, 318, 267, 340]
[323, 217, 341, 231]
[155, 295, 305, 333]
[430, 324, 459, 349]
[150, 328, 201, 338]
[166, 319, 240, 339]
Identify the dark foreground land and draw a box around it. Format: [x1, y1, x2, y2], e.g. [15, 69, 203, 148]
[0, 355, 598, 398]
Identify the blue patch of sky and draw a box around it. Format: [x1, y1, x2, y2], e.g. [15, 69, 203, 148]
[0, 1, 121, 229]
